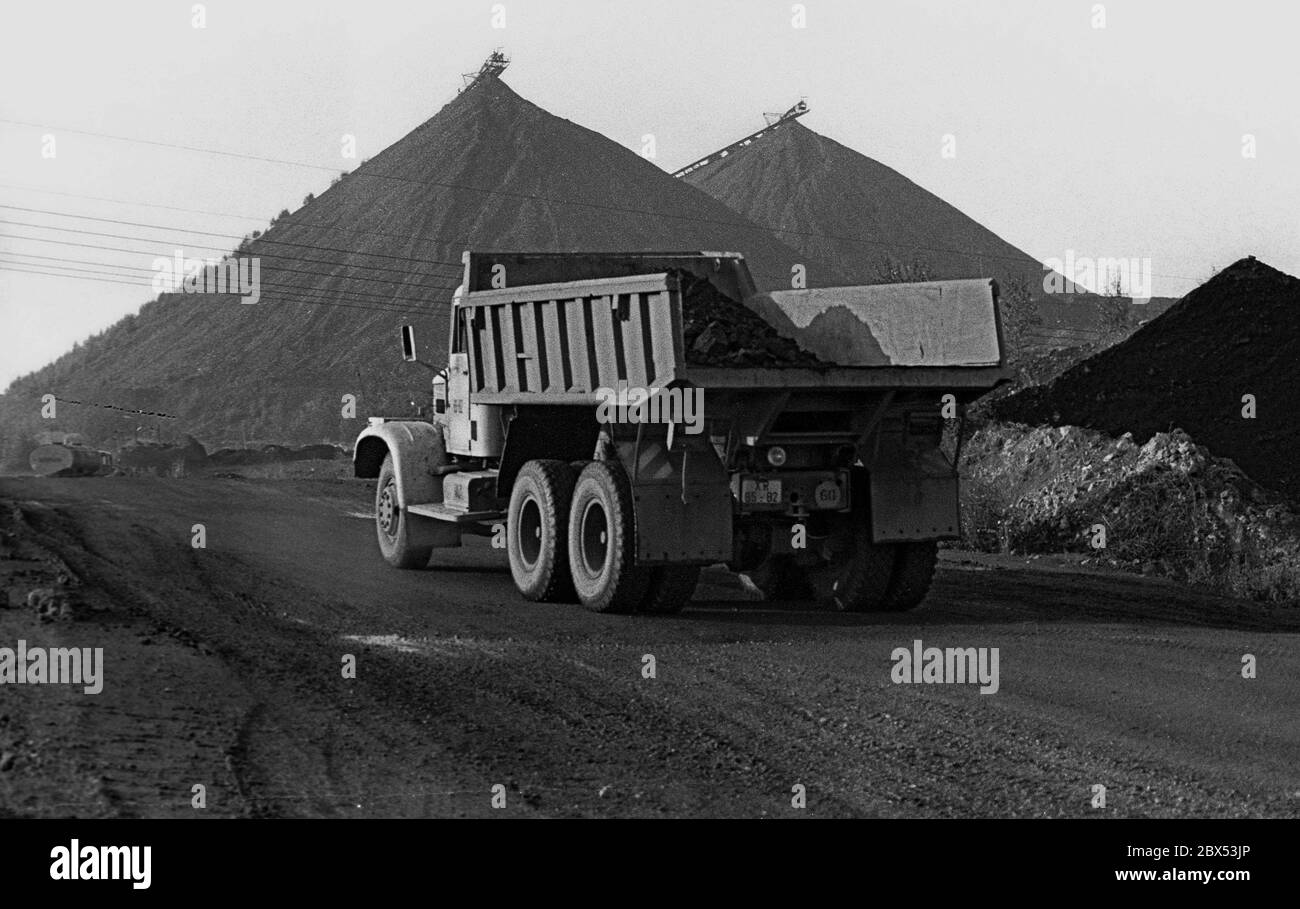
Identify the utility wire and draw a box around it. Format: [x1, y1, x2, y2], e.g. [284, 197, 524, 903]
[0, 258, 449, 311]
[0, 211, 463, 272]
[0, 253, 454, 310]
[0, 230, 457, 287]
[0, 265, 455, 317]
[0, 248, 450, 294]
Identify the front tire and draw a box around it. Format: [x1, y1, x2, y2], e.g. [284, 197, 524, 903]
[567, 461, 648, 613]
[507, 460, 577, 602]
[375, 453, 433, 569]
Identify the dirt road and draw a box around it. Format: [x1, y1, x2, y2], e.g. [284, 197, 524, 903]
[1, 476, 1296, 818]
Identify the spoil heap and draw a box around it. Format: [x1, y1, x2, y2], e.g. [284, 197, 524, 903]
[682, 119, 1055, 294]
[994, 258, 1300, 499]
[0, 75, 838, 449]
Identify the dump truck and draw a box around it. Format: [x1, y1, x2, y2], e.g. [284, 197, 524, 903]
[354, 251, 1010, 614]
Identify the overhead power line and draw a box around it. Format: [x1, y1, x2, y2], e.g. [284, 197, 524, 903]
[0, 208, 463, 272]
[0, 256, 448, 310]
[0, 264, 456, 317]
[0, 248, 452, 294]
[0, 229, 457, 288]
[0, 182, 503, 257]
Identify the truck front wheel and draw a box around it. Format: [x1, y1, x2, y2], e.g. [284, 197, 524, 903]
[567, 461, 648, 614]
[507, 460, 577, 602]
[375, 453, 434, 569]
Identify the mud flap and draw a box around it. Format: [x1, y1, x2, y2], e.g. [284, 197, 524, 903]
[613, 425, 732, 565]
[869, 447, 959, 542]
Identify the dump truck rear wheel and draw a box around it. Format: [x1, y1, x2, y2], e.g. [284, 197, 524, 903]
[567, 461, 648, 613]
[822, 538, 896, 611]
[878, 541, 938, 612]
[807, 467, 913, 612]
[507, 459, 577, 602]
[639, 566, 701, 614]
[748, 555, 813, 602]
[375, 453, 433, 569]
[803, 515, 895, 611]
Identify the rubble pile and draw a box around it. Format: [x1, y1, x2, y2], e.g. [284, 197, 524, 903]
[961, 422, 1300, 602]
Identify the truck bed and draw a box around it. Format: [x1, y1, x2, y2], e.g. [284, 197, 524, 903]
[455, 259, 1010, 405]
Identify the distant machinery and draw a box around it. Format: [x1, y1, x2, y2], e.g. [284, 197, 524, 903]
[763, 99, 809, 127]
[672, 100, 809, 179]
[462, 50, 510, 90]
[29, 443, 115, 477]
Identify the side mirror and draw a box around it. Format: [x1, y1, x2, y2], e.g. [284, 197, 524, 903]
[401, 325, 417, 362]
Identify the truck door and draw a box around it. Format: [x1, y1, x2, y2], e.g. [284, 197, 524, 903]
[447, 305, 473, 453]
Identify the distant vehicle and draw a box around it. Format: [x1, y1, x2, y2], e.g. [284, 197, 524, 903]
[29, 443, 115, 477]
[354, 251, 1010, 614]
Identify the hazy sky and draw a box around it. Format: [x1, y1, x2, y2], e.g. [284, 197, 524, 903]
[2, 0, 1296, 388]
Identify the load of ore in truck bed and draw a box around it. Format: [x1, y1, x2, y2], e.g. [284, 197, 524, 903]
[674, 270, 828, 367]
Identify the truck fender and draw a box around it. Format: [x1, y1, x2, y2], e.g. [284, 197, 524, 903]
[353, 421, 446, 508]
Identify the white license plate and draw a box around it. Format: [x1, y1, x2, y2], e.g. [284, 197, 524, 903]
[741, 479, 783, 505]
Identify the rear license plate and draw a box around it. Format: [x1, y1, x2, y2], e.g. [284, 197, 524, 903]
[741, 479, 783, 506]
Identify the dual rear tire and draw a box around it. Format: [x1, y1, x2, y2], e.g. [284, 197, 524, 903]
[507, 459, 577, 602]
[751, 538, 937, 612]
[748, 469, 938, 613]
[507, 459, 698, 614]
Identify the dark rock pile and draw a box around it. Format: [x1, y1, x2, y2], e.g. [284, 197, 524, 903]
[676, 271, 827, 368]
[960, 422, 1300, 602]
[994, 257, 1300, 500]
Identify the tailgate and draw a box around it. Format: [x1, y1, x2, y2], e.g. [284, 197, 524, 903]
[744, 278, 1004, 368]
